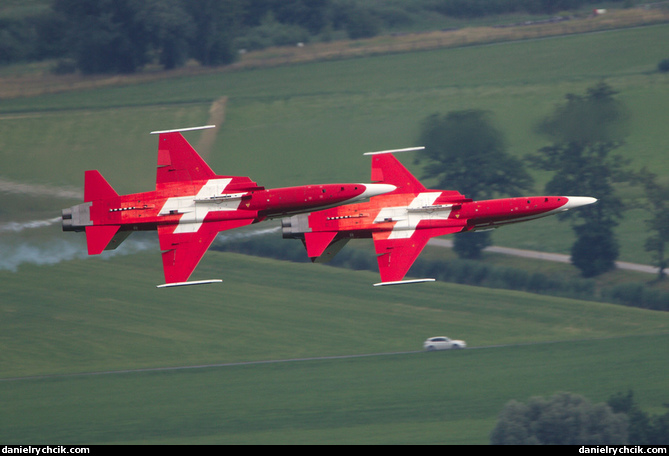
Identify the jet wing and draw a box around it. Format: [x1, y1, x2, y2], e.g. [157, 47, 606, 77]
[373, 232, 432, 284]
[153, 127, 217, 187]
[372, 226, 465, 284]
[157, 219, 255, 285]
[370, 153, 426, 193]
[152, 127, 264, 193]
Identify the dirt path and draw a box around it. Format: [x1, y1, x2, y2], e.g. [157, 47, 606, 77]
[428, 238, 661, 275]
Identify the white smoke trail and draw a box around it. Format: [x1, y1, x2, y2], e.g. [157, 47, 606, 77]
[0, 222, 281, 272]
[0, 178, 83, 199]
[0, 239, 89, 272]
[0, 234, 159, 273]
[215, 224, 281, 243]
[0, 216, 62, 234]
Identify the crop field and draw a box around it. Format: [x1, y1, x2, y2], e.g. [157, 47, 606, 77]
[1, 23, 669, 444]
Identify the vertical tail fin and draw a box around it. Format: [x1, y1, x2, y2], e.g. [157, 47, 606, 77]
[82, 170, 123, 254]
[84, 170, 119, 202]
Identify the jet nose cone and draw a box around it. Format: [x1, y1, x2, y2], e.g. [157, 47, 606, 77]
[563, 196, 598, 210]
[360, 183, 397, 199]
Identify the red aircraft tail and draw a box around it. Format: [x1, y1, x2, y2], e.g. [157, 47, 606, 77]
[84, 170, 119, 202]
[83, 170, 123, 254]
[370, 153, 426, 193]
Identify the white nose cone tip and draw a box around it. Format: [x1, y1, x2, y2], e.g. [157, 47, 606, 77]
[360, 183, 397, 199]
[563, 196, 598, 210]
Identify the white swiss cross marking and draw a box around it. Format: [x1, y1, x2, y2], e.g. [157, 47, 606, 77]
[160, 178, 242, 233]
[374, 192, 450, 239]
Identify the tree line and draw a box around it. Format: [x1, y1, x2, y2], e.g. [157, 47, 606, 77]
[1, 0, 632, 73]
[213, 232, 669, 311]
[418, 82, 669, 282]
[491, 390, 669, 444]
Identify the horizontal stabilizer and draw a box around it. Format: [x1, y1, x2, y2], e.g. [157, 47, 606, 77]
[312, 237, 350, 263]
[85, 225, 121, 255]
[105, 230, 132, 251]
[156, 279, 222, 288]
[304, 231, 339, 259]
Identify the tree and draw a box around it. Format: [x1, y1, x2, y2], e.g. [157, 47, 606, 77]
[140, 0, 195, 70]
[608, 390, 669, 444]
[53, 0, 153, 74]
[344, 7, 381, 39]
[0, 12, 69, 65]
[183, 0, 242, 66]
[418, 109, 533, 259]
[528, 82, 632, 277]
[233, 12, 310, 51]
[491, 392, 628, 445]
[570, 225, 620, 279]
[658, 58, 669, 73]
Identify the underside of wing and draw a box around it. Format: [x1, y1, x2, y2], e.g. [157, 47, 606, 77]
[158, 219, 254, 284]
[303, 231, 351, 263]
[373, 232, 431, 284]
[372, 226, 465, 284]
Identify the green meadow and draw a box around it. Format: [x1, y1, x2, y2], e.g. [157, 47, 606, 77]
[1, 251, 668, 444]
[3, 250, 668, 377]
[2, 336, 667, 444]
[1, 23, 669, 444]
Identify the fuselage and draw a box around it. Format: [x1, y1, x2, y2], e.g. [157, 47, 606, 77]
[281, 149, 598, 285]
[66, 179, 395, 234]
[300, 192, 593, 239]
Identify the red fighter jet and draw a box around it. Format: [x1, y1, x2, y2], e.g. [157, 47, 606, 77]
[62, 126, 395, 287]
[282, 148, 597, 286]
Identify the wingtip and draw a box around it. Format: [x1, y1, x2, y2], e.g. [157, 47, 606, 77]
[373, 278, 436, 287]
[157, 279, 223, 288]
[150, 125, 216, 135]
[363, 146, 425, 156]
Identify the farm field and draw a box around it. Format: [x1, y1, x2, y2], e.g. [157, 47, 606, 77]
[1, 251, 668, 444]
[2, 22, 669, 444]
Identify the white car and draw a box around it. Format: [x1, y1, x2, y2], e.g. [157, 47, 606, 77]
[423, 336, 466, 351]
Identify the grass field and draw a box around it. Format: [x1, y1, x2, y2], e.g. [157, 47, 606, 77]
[2, 23, 669, 444]
[1, 251, 668, 444]
[3, 248, 668, 378]
[2, 336, 667, 444]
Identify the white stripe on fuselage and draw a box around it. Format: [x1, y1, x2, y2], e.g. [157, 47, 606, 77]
[159, 178, 242, 233]
[374, 192, 451, 239]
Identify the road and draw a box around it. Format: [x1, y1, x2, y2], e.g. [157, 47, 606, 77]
[427, 239, 662, 275]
